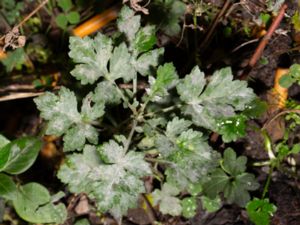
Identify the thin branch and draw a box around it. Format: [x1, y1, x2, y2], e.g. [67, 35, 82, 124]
[248, 4, 287, 68]
[0, 0, 49, 42]
[262, 109, 300, 130]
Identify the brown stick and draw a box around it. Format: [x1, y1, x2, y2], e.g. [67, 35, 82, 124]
[248, 4, 287, 68]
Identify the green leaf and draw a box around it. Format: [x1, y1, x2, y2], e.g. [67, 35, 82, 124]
[56, 13, 68, 29]
[154, 0, 186, 36]
[117, 6, 141, 42]
[202, 168, 229, 199]
[134, 48, 164, 76]
[201, 196, 221, 213]
[109, 43, 136, 82]
[291, 143, 300, 154]
[243, 98, 268, 119]
[203, 148, 259, 206]
[147, 63, 178, 101]
[177, 67, 255, 130]
[222, 148, 247, 176]
[66, 11, 80, 24]
[132, 25, 157, 54]
[58, 142, 151, 219]
[69, 33, 113, 84]
[288, 64, 300, 79]
[181, 197, 197, 218]
[279, 74, 294, 88]
[13, 183, 67, 224]
[0, 134, 10, 149]
[246, 198, 277, 225]
[216, 114, 247, 143]
[34, 88, 103, 151]
[75, 218, 91, 225]
[1, 48, 26, 72]
[0, 137, 42, 174]
[152, 183, 182, 216]
[0, 173, 17, 201]
[58, 0, 73, 12]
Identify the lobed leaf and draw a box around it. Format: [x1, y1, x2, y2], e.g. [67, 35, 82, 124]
[58, 142, 151, 219]
[177, 66, 255, 130]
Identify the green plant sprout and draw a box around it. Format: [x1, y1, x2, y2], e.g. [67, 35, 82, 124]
[56, 0, 80, 30]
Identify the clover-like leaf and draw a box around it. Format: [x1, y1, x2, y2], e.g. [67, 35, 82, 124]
[203, 148, 259, 207]
[152, 183, 182, 216]
[58, 141, 151, 219]
[177, 66, 255, 130]
[13, 183, 67, 224]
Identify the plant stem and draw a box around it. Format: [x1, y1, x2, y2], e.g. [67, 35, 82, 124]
[124, 119, 137, 152]
[145, 157, 172, 165]
[262, 166, 273, 199]
[113, 81, 138, 115]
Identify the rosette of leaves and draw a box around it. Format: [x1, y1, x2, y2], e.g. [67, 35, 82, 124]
[203, 148, 259, 207]
[0, 135, 67, 224]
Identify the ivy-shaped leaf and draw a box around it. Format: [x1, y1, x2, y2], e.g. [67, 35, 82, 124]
[203, 148, 259, 206]
[177, 66, 255, 130]
[34, 88, 104, 151]
[58, 142, 151, 219]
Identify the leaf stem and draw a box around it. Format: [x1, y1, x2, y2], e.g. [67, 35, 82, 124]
[113, 81, 138, 115]
[262, 166, 273, 199]
[124, 119, 137, 152]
